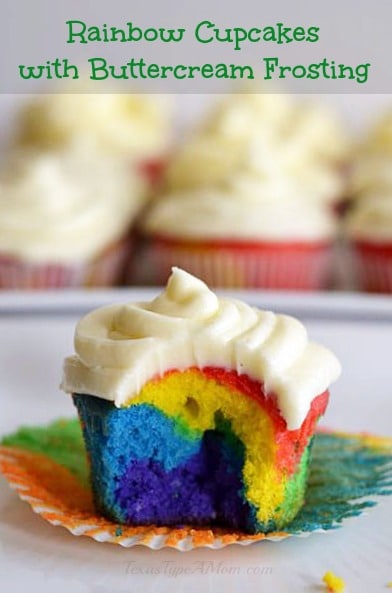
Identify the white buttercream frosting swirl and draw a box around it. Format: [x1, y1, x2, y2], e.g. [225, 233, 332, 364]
[0, 146, 146, 262]
[142, 180, 337, 241]
[62, 268, 341, 429]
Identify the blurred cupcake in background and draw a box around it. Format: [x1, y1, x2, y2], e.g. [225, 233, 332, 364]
[345, 193, 392, 293]
[14, 93, 173, 187]
[164, 93, 292, 192]
[284, 101, 350, 168]
[133, 168, 337, 290]
[348, 155, 392, 199]
[164, 93, 349, 211]
[343, 108, 392, 293]
[357, 108, 392, 156]
[164, 136, 345, 216]
[0, 144, 147, 289]
[136, 91, 346, 290]
[348, 108, 392, 201]
[244, 138, 344, 209]
[198, 92, 293, 145]
[202, 93, 349, 167]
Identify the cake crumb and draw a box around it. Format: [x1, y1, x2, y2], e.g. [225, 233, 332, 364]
[322, 571, 346, 592]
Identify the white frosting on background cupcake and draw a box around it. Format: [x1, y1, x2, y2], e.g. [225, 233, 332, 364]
[349, 109, 392, 202]
[349, 155, 392, 197]
[165, 94, 348, 207]
[17, 93, 172, 159]
[142, 176, 337, 242]
[166, 134, 344, 205]
[358, 109, 392, 156]
[62, 268, 341, 429]
[165, 136, 246, 190]
[0, 146, 146, 262]
[192, 93, 346, 154]
[200, 94, 348, 163]
[345, 193, 392, 242]
[286, 102, 350, 163]
[200, 92, 293, 141]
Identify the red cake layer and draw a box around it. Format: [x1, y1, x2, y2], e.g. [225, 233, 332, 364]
[203, 366, 329, 474]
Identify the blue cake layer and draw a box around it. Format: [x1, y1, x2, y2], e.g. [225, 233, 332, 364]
[73, 394, 257, 531]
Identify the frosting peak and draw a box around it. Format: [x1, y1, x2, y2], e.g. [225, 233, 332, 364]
[149, 268, 219, 320]
[62, 269, 341, 429]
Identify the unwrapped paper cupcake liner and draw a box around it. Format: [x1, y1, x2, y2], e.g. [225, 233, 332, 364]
[0, 419, 391, 551]
[0, 238, 131, 289]
[352, 241, 392, 293]
[130, 237, 333, 289]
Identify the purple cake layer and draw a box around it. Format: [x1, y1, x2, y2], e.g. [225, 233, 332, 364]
[74, 394, 256, 531]
[117, 423, 253, 529]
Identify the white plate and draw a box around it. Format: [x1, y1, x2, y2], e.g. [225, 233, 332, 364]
[1, 289, 392, 593]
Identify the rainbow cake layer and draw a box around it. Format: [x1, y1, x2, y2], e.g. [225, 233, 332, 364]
[74, 366, 328, 534]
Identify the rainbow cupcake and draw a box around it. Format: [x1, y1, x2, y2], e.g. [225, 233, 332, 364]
[62, 268, 341, 533]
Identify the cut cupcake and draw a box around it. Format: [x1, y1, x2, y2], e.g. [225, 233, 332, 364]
[62, 268, 341, 533]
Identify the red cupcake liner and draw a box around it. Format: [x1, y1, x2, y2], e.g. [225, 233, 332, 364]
[352, 241, 392, 293]
[131, 236, 333, 290]
[0, 238, 131, 289]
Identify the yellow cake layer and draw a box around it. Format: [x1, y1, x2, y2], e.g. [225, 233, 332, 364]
[126, 368, 289, 524]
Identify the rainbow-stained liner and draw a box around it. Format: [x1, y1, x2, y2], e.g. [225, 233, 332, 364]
[62, 268, 341, 534]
